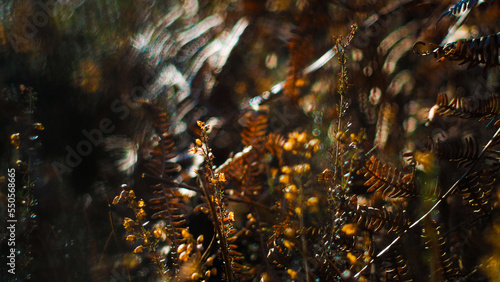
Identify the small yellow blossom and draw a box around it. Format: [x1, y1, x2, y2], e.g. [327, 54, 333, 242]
[279, 174, 289, 184]
[347, 252, 357, 264]
[138, 199, 146, 208]
[133, 245, 144, 253]
[281, 166, 292, 174]
[284, 142, 293, 151]
[227, 211, 235, 222]
[123, 217, 135, 231]
[341, 223, 357, 235]
[136, 209, 146, 221]
[112, 196, 121, 205]
[33, 123, 45, 130]
[182, 229, 191, 239]
[153, 228, 164, 239]
[283, 239, 294, 249]
[219, 172, 226, 182]
[287, 269, 298, 279]
[10, 133, 20, 149]
[195, 138, 203, 147]
[179, 251, 189, 262]
[295, 207, 302, 216]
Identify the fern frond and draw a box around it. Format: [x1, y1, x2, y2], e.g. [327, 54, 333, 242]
[241, 110, 268, 151]
[457, 159, 497, 214]
[359, 156, 418, 198]
[385, 252, 411, 281]
[429, 32, 500, 69]
[140, 102, 186, 275]
[423, 223, 463, 280]
[430, 136, 480, 167]
[437, 0, 479, 24]
[430, 93, 500, 122]
[142, 102, 181, 178]
[356, 206, 409, 234]
[285, 35, 312, 102]
[265, 132, 286, 167]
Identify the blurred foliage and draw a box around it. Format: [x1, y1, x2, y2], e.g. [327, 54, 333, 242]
[1, 0, 500, 281]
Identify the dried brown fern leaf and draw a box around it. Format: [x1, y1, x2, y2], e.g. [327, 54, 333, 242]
[416, 32, 500, 69]
[140, 102, 187, 275]
[283, 0, 330, 103]
[423, 223, 463, 281]
[222, 213, 256, 281]
[215, 146, 263, 196]
[142, 102, 181, 178]
[359, 156, 418, 198]
[356, 206, 409, 234]
[429, 93, 500, 123]
[149, 185, 189, 252]
[437, 0, 479, 25]
[285, 35, 313, 103]
[457, 165, 496, 214]
[240, 110, 269, 151]
[265, 132, 286, 166]
[430, 136, 480, 167]
[385, 252, 411, 281]
[216, 114, 285, 197]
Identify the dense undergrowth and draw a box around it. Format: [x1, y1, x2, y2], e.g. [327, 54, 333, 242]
[2, 0, 500, 281]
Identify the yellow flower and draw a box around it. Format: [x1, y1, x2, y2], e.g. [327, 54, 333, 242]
[123, 217, 135, 231]
[33, 123, 45, 130]
[10, 133, 20, 149]
[153, 228, 164, 239]
[283, 240, 294, 250]
[219, 172, 226, 182]
[227, 211, 235, 222]
[112, 196, 121, 205]
[133, 245, 144, 253]
[188, 147, 198, 155]
[287, 269, 298, 279]
[195, 138, 203, 147]
[128, 190, 136, 200]
[136, 208, 147, 221]
[341, 223, 357, 235]
[347, 252, 357, 264]
[138, 199, 145, 208]
[182, 229, 191, 239]
[197, 120, 205, 128]
[284, 141, 293, 151]
[281, 166, 292, 174]
[279, 174, 289, 184]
